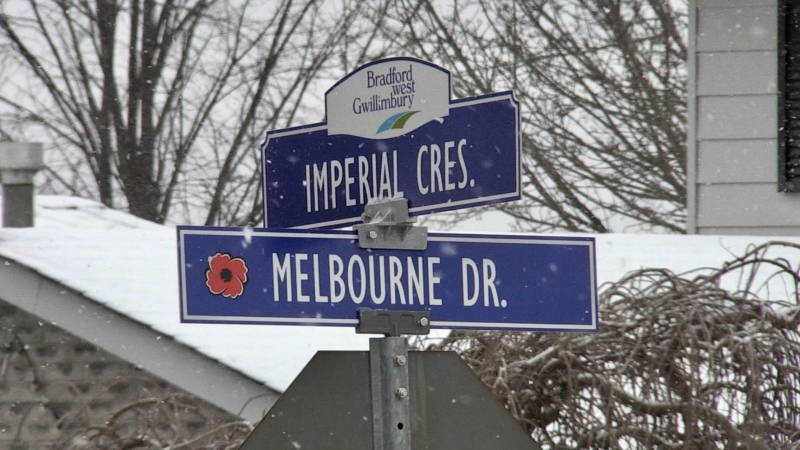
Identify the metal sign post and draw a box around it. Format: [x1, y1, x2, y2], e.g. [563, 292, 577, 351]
[370, 335, 411, 450]
[356, 200, 431, 450]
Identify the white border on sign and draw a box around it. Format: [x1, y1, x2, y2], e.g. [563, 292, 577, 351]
[177, 228, 597, 332]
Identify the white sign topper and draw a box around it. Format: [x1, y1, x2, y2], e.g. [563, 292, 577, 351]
[325, 58, 450, 139]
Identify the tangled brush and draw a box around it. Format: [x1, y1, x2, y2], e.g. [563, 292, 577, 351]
[434, 242, 800, 449]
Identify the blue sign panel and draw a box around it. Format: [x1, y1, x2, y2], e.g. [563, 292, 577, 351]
[262, 92, 520, 229]
[177, 226, 597, 332]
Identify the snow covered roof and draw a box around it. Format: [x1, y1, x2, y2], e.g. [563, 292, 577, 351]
[3, 195, 372, 379]
[1, 195, 798, 420]
[0, 195, 375, 421]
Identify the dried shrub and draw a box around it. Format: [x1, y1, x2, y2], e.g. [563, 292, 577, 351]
[55, 385, 252, 450]
[434, 242, 800, 449]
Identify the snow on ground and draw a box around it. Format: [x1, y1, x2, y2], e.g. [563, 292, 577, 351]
[0, 195, 798, 391]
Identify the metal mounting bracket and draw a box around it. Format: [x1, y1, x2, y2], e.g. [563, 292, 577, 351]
[354, 198, 428, 250]
[357, 309, 431, 336]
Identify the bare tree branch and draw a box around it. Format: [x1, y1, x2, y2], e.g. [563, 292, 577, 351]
[0, 0, 363, 225]
[375, 0, 687, 233]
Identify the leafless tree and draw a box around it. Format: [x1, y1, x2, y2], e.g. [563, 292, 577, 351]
[435, 242, 800, 449]
[0, 0, 361, 225]
[2, 0, 686, 231]
[373, 0, 687, 233]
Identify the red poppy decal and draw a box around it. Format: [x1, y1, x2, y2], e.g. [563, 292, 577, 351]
[206, 253, 248, 299]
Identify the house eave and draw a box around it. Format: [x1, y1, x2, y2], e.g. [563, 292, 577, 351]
[0, 256, 278, 423]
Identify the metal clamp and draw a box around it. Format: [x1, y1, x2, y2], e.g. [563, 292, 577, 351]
[357, 309, 431, 336]
[354, 198, 428, 250]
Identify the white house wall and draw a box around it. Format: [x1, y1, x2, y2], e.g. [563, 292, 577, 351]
[689, 0, 800, 235]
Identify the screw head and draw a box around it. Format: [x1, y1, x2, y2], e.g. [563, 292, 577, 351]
[395, 387, 409, 399]
[368, 230, 378, 239]
[394, 355, 407, 366]
[419, 317, 430, 327]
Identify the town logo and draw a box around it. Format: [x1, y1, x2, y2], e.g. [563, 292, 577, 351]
[325, 57, 450, 139]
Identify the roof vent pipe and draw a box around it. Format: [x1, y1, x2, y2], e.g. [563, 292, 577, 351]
[0, 142, 44, 228]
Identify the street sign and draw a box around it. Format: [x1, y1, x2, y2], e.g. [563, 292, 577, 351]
[262, 57, 520, 229]
[177, 226, 597, 332]
[179, 57, 597, 450]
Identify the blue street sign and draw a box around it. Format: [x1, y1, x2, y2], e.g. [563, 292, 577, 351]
[177, 226, 597, 332]
[261, 57, 520, 229]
